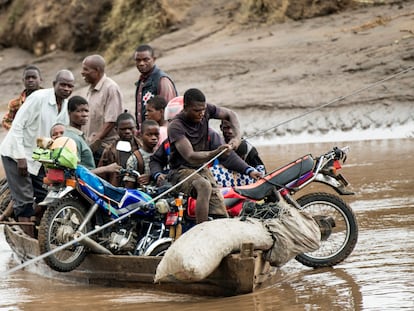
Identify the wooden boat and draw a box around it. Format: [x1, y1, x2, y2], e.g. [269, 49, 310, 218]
[3, 222, 278, 296]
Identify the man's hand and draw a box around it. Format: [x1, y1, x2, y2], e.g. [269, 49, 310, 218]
[106, 162, 122, 173]
[216, 144, 232, 157]
[17, 158, 28, 177]
[249, 170, 263, 180]
[156, 173, 167, 186]
[228, 137, 241, 150]
[137, 174, 150, 185]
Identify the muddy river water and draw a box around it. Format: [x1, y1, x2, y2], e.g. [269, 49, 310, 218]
[0, 138, 413, 310]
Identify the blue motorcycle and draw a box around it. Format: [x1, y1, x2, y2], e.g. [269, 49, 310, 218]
[35, 143, 172, 272]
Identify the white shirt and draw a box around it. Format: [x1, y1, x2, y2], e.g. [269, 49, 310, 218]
[0, 88, 69, 175]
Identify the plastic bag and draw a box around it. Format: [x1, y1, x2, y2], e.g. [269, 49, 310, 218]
[32, 137, 78, 169]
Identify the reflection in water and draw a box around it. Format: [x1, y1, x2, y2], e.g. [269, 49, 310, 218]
[0, 139, 413, 310]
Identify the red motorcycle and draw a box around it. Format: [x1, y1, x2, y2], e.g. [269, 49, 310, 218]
[149, 146, 358, 268]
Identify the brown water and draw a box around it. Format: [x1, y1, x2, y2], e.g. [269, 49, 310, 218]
[0, 139, 413, 310]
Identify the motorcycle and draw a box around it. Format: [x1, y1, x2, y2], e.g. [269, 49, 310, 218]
[36, 140, 357, 272]
[153, 146, 358, 268]
[34, 139, 173, 272]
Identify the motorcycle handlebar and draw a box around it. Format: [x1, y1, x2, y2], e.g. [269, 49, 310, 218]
[119, 168, 141, 177]
[327, 146, 349, 162]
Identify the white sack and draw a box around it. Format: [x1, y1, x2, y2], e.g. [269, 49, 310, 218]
[264, 200, 321, 267]
[154, 218, 273, 282]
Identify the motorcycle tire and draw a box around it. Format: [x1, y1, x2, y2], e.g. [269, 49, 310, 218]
[148, 242, 172, 256]
[295, 192, 358, 268]
[38, 198, 90, 272]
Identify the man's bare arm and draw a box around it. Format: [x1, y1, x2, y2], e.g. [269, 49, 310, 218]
[175, 136, 230, 166]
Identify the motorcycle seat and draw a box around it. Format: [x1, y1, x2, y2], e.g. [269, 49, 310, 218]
[235, 155, 314, 200]
[76, 165, 126, 202]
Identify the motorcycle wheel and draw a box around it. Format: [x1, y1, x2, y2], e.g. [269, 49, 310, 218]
[295, 192, 358, 268]
[148, 242, 172, 256]
[38, 198, 90, 272]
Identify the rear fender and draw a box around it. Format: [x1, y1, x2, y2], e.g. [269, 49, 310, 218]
[143, 237, 173, 256]
[38, 186, 76, 206]
[314, 173, 354, 195]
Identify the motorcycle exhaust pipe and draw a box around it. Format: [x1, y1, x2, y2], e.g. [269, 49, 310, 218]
[73, 232, 112, 255]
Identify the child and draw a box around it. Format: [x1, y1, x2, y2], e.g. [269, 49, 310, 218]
[50, 123, 65, 140]
[98, 111, 142, 186]
[145, 95, 167, 149]
[124, 119, 160, 188]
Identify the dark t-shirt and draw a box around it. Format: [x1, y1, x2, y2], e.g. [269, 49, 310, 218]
[168, 103, 220, 169]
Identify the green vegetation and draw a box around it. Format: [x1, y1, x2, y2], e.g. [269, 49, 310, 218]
[101, 0, 177, 64]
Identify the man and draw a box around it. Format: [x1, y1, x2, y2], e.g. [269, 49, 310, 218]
[150, 96, 262, 187]
[2, 65, 42, 130]
[167, 88, 261, 224]
[64, 96, 96, 170]
[0, 65, 43, 222]
[64, 96, 122, 176]
[81, 54, 123, 165]
[97, 111, 142, 186]
[134, 44, 177, 133]
[0, 70, 74, 237]
[220, 119, 265, 170]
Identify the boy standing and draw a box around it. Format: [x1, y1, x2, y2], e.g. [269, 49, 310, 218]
[124, 120, 160, 188]
[2, 65, 43, 130]
[145, 95, 168, 149]
[98, 111, 142, 186]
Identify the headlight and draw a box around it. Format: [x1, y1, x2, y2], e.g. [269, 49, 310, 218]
[155, 199, 170, 214]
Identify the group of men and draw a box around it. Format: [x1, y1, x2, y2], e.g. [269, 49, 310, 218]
[0, 44, 265, 235]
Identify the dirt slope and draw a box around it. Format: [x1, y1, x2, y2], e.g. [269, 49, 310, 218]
[0, 1, 413, 141]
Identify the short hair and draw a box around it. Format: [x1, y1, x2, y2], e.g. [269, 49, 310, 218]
[141, 119, 159, 133]
[23, 65, 42, 78]
[135, 44, 154, 57]
[147, 95, 167, 111]
[54, 69, 74, 83]
[116, 109, 136, 127]
[183, 88, 205, 108]
[68, 95, 88, 112]
[50, 122, 65, 136]
[84, 54, 105, 72]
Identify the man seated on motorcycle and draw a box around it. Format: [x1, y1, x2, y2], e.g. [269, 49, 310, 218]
[167, 88, 262, 224]
[220, 119, 266, 172]
[150, 96, 262, 188]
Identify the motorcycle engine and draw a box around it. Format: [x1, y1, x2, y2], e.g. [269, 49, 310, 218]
[108, 229, 136, 252]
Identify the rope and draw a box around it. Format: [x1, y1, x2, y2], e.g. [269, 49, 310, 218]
[2, 65, 412, 276]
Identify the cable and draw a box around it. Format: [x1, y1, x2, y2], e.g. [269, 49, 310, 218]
[2, 66, 412, 276]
